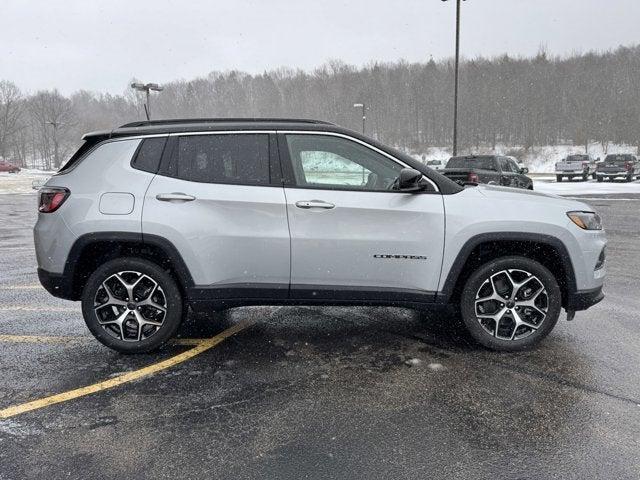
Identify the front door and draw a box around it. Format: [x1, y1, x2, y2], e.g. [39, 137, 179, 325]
[279, 132, 445, 301]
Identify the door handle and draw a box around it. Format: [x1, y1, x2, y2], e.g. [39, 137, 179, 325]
[295, 200, 335, 209]
[156, 192, 196, 202]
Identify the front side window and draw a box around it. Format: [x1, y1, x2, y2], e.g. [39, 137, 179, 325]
[285, 134, 404, 191]
[170, 134, 270, 185]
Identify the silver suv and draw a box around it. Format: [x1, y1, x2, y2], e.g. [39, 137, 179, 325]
[34, 119, 606, 353]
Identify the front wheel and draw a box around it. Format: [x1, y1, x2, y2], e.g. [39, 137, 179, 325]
[460, 256, 562, 351]
[81, 257, 184, 353]
[556, 175, 562, 182]
[596, 176, 603, 182]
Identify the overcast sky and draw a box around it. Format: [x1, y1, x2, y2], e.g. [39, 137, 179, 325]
[2, 0, 638, 95]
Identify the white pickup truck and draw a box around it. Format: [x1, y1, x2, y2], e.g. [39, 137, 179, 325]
[555, 154, 597, 182]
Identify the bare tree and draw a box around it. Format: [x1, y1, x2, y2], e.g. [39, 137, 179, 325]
[0, 80, 24, 160]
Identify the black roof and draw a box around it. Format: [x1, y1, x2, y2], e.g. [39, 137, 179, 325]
[83, 117, 337, 140]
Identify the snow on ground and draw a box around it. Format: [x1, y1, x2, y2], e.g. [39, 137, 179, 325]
[534, 178, 640, 196]
[0, 170, 54, 195]
[410, 142, 639, 174]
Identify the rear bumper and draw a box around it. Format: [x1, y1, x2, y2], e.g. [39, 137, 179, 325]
[565, 286, 604, 311]
[38, 268, 76, 301]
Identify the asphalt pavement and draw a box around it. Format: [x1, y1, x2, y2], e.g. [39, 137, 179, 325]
[0, 191, 639, 480]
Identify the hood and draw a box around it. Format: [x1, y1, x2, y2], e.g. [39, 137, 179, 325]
[473, 184, 592, 211]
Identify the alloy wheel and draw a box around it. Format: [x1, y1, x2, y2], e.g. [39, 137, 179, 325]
[474, 268, 549, 341]
[93, 270, 167, 342]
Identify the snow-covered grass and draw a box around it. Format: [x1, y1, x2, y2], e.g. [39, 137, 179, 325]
[409, 142, 639, 174]
[0, 170, 54, 195]
[534, 178, 640, 195]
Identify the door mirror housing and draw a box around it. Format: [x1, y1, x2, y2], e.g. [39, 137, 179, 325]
[396, 168, 425, 192]
[520, 167, 529, 174]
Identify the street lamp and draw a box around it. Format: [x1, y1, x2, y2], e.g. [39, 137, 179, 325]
[353, 103, 366, 135]
[46, 121, 65, 168]
[130, 82, 164, 120]
[442, 0, 465, 156]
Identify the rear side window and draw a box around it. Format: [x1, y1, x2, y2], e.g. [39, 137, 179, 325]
[132, 137, 167, 173]
[168, 134, 270, 185]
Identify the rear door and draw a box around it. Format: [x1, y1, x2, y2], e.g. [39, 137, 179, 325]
[279, 132, 445, 301]
[142, 132, 290, 295]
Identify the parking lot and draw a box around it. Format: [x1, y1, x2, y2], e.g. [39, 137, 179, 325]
[1, 190, 639, 480]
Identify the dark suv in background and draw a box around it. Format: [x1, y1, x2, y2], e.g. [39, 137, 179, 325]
[442, 155, 533, 189]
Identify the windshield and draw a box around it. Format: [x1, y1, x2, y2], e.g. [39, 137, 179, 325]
[446, 156, 496, 170]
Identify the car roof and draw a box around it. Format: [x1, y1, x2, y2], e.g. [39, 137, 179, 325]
[82, 118, 338, 139]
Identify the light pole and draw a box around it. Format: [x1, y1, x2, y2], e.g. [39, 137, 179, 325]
[442, 0, 465, 156]
[353, 102, 366, 135]
[130, 82, 164, 120]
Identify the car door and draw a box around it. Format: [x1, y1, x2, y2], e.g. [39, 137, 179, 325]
[507, 158, 529, 188]
[497, 157, 515, 186]
[279, 132, 445, 301]
[142, 132, 290, 296]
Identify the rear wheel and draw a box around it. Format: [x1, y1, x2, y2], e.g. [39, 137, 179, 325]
[596, 176, 603, 182]
[556, 175, 562, 182]
[460, 256, 561, 351]
[626, 174, 633, 182]
[582, 172, 589, 181]
[81, 257, 184, 353]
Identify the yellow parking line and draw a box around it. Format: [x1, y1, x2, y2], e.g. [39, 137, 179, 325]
[0, 320, 252, 419]
[0, 306, 77, 312]
[0, 334, 208, 346]
[0, 284, 42, 290]
[0, 334, 81, 344]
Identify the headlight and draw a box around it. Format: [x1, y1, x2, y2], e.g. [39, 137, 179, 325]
[567, 211, 602, 230]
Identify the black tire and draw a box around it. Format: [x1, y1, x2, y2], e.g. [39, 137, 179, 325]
[592, 172, 597, 180]
[596, 176, 603, 182]
[582, 173, 588, 181]
[81, 257, 184, 353]
[459, 256, 562, 352]
[626, 174, 633, 182]
[556, 175, 562, 182]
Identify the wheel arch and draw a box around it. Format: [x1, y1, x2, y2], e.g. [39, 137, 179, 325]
[438, 232, 577, 308]
[64, 232, 194, 301]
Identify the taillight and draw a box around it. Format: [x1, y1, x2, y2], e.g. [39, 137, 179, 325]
[468, 172, 479, 183]
[625, 162, 633, 171]
[38, 187, 70, 213]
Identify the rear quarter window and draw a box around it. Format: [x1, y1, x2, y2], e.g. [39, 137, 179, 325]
[131, 137, 167, 174]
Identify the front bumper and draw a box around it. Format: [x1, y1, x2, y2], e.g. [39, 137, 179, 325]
[565, 285, 604, 311]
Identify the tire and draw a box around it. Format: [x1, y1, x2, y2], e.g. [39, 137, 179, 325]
[592, 172, 597, 180]
[582, 173, 588, 181]
[81, 257, 184, 353]
[626, 174, 633, 182]
[596, 176, 603, 182]
[459, 256, 562, 352]
[556, 175, 562, 182]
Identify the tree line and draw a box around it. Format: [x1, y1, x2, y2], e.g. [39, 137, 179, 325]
[1, 44, 639, 169]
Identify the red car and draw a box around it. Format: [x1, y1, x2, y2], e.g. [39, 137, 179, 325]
[0, 161, 20, 173]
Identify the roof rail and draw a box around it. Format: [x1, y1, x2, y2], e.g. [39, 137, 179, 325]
[119, 118, 334, 128]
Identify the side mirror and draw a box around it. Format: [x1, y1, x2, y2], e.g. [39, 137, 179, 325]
[520, 167, 529, 174]
[397, 168, 424, 192]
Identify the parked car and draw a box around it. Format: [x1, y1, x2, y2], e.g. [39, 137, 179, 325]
[425, 159, 446, 171]
[442, 155, 533, 189]
[555, 154, 597, 182]
[35, 118, 605, 353]
[0, 160, 20, 173]
[595, 154, 640, 182]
